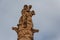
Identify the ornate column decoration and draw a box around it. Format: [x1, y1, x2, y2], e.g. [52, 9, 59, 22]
[12, 5, 39, 40]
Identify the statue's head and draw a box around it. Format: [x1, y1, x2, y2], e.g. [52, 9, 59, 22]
[23, 5, 32, 12]
[29, 5, 32, 10]
[24, 5, 28, 10]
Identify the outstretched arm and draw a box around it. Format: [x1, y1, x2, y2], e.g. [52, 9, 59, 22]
[32, 29, 39, 33]
[12, 27, 18, 33]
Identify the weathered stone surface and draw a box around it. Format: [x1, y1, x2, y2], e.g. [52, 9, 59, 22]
[12, 5, 39, 40]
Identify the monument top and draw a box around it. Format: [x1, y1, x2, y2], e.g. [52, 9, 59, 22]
[12, 5, 39, 40]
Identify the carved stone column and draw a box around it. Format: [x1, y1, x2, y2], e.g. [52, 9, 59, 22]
[12, 5, 39, 40]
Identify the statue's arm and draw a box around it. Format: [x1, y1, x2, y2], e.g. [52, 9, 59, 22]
[31, 10, 35, 15]
[32, 29, 39, 33]
[12, 27, 18, 32]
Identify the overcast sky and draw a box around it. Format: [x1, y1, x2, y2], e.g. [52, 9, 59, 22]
[0, 0, 60, 40]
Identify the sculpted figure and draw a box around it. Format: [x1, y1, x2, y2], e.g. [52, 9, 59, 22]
[18, 5, 35, 30]
[12, 5, 39, 40]
[18, 5, 28, 28]
[26, 5, 35, 30]
[19, 5, 28, 24]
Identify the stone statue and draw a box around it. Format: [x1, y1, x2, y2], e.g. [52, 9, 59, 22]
[12, 5, 39, 40]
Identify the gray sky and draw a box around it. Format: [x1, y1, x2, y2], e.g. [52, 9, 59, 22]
[0, 0, 60, 40]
